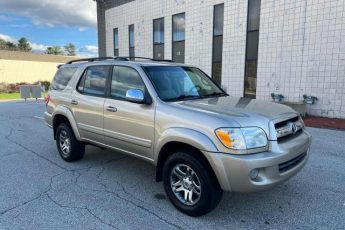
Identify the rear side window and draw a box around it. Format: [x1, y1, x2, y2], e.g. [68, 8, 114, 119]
[77, 66, 110, 97]
[51, 67, 78, 90]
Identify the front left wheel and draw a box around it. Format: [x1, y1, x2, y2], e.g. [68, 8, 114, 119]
[162, 150, 223, 216]
[56, 123, 85, 162]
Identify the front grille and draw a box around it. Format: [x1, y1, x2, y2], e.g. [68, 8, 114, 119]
[274, 116, 304, 139]
[275, 116, 299, 129]
[279, 151, 307, 173]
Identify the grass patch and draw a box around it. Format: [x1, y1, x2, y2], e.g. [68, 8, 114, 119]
[0, 92, 21, 100]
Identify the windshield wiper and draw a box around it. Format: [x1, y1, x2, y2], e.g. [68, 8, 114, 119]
[165, 95, 201, 102]
[200, 92, 228, 98]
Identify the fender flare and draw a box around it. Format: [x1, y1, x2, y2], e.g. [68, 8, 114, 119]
[154, 127, 219, 163]
[52, 105, 81, 141]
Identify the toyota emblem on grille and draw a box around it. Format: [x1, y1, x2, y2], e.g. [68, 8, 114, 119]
[288, 122, 298, 134]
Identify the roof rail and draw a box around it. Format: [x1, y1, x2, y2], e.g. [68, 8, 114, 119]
[65, 56, 173, 65]
[121, 56, 174, 62]
[66, 57, 117, 64]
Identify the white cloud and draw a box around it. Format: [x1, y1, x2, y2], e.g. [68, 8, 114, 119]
[0, 33, 17, 43]
[0, 33, 48, 52]
[78, 45, 99, 57]
[30, 43, 49, 53]
[0, 0, 96, 29]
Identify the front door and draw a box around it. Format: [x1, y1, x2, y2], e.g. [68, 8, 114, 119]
[103, 65, 155, 161]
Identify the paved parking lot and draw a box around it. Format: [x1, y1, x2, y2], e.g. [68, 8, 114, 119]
[0, 101, 344, 229]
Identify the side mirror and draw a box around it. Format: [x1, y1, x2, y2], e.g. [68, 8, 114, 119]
[126, 89, 145, 103]
[221, 85, 227, 93]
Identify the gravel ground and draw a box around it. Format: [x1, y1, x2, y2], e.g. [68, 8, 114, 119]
[0, 101, 344, 230]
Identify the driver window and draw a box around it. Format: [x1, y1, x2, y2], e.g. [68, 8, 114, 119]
[111, 66, 146, 100]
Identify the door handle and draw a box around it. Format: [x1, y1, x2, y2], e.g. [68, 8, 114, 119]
[106, 106, 117, 112]
[71, 100, 78, 105]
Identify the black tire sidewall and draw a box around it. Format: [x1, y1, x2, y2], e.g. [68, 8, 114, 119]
[163, 151, 222, 216]
[56, 123, 84, 162]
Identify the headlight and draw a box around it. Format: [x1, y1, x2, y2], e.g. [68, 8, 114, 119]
[215, 127, 268, 150]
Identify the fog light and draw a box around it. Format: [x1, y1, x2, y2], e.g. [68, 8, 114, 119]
[249, 169, 259, 180]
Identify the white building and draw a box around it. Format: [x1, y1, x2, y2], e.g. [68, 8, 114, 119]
[96, 0, 345, 119]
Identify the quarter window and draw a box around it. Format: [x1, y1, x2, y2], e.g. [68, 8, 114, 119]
[51, 67, 78, 90]
[77, 66, 110, 97]
[111, 66, 145, 100]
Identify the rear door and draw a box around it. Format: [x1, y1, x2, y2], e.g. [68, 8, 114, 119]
[103, 65, 155, 161]
[70, 65, 111, 143]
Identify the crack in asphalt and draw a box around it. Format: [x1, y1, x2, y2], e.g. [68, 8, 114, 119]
[76, 162, 186, 230]
[0, 172, 65, 216]
[46, 193, 119, 230]
[1, 122, 185, 229]
[4, 128, 69, 171]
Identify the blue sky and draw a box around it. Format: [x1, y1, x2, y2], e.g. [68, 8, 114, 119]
[0, 0, 98, 56]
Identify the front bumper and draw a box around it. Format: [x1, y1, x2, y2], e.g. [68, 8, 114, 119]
[203, 130, 312, 192]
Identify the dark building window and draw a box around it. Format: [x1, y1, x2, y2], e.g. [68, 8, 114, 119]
[244, 0, 261, 98]
[153, 18, 164, 60]
[212, 4, 224, 86]
[113, 28, 119, 56]
[128, 24, 135, 60]
[172, 13, 185, 63]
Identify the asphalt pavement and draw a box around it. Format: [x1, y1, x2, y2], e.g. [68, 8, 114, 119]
[0, 101, 344, 229]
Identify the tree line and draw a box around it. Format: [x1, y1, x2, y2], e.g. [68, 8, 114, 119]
[0, 37, 77, 56]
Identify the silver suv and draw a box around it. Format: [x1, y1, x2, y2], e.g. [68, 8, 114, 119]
[45, 57, 311, 216]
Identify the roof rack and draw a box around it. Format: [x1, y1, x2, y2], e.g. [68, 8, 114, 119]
[65, 56, 173, 65]
[66, 57, 118, 64]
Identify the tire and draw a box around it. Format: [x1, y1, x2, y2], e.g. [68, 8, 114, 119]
[162, 150, 223, 216]
[56, 123, 85, 162]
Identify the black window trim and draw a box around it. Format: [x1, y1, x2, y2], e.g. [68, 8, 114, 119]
[244, 0, 261, 99]
[153, 17, 165, 45]
[211, 3, 224, 86]
[128, 24, 135, 48]
[106, 64, 152, 104]
[153, 17, 165, 60]
[76, 65, 113, 98]
[172, 12, 186, 63]
[113, 28, 119, 56]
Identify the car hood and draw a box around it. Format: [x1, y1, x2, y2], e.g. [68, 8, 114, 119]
[176, 96, 298, 126]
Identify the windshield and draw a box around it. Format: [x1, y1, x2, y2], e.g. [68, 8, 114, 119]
[143, 66, 227, 101]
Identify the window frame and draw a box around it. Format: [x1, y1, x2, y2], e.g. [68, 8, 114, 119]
[107, 65, 150, 103]
[128, 24, 135, 59]
[211, 3, 225, 86]
[172, 12, 186, 63]
[244, 0, 261, 98]
[153, 17, 165, 60]
[113, 28, 119, 56]
[76, 65, 112, 98]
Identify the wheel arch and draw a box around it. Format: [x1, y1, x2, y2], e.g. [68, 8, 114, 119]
[52, 106, 81, 140]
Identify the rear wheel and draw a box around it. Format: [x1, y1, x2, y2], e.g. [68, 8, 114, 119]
[56, 123, 85, 162]
[163, 150, 222, 216]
